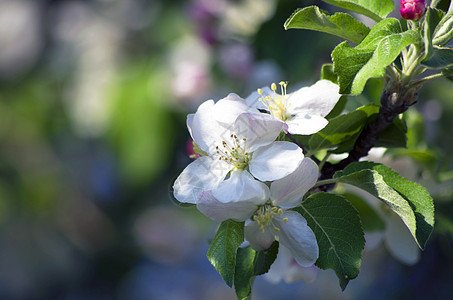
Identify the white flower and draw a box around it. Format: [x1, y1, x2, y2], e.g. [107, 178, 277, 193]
[245, 80, 341, 135]
[265, 245, 318, 284]
[173, 94, 304, 204]
[197, 157, 319, 267]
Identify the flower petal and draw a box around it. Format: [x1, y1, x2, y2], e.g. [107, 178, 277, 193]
[285, 114, 328, 135]
[249, 141, 304, 182]
[233, 113, 286, 153]
[212, 93, 251, 125]
[173, 156, 231, 204]
[197, 191, 259, 222]
[287, 80, 341, 117]
[384, 212, 420, 265]
[191, 100, 232, 154]
[187, 113, 194, 139]
[270, 157, 318, 209]
[211, 169, 269, 204]
[245, 86, 273, 110]
[275, 211, 319, 267]
[244, 220, 275, 251]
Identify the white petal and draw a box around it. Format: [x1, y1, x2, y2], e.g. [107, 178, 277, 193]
[244, 220, 275, 251]
[212, 93, 251, 125]
[211, 170, 269, 204]
[285, 263, 318, 283]
[264, 246, 291, 284]
[287, 80, 341, 117]
[275, 211, 319, 267]
[197, 191, 259, 222]
[245, 86, 273, 110]
[233, 112, 286, 153]
[286, 114, 328, 135]
[364, 232, 385, 251]
[187, 113, 194, 139]
[173, 156, 231, 204]
[191, 100, 232, 154]
[270, 157, 318, 209]
[249, 141, 304, 182]
[384, 213, 420, 265]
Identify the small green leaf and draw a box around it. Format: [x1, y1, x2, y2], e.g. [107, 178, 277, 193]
[341, 192, 386, 232]
[433, 11, 453, 45]
[294, 193, 365, 290]
[309, 104, 378, 152]
[321, 0, 394, 21]
[284, 6, 370, 44]
[234, 242, 279, 299]
[421, 47, 453, 69]
[253, 241, 279, 275]
[234, 246, 255, 300]
[320, 63, 338, 84]
[441, 67, 453, 80]
[422, 8, 445, 60]
[332, 18, 420, 95]
[334, 162, 434, 249]
[207, 220, 244, 287]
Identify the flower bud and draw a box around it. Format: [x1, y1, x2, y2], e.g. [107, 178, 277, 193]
[400, 0, 425, 21]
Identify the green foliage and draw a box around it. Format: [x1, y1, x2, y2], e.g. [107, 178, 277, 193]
[234, 242, 279, 299]
[207, 220, 244, 287]
[294, 193, 365, 290]
[433, 10, 453, 45]
[321, 0, 394, 22]
[332, 18, 420, 95]
[442, 67, 453, 80]
[320, 63, 338, 84]
[108, 62, 174, 186]
[421, 47, 453, 69]
[422, 8, 445, 60]
[284, 6, 370, 44]
[341, 192, 386, 232]
[308, 104, 407, 153]
[334, 162, 435, 249]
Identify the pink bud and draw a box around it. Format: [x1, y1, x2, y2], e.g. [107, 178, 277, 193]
[400, 0, 425, 21]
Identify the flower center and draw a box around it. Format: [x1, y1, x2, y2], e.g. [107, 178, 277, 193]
[215, 134, 251, 169]
[253, 203, 288, 233]
[258, 81, 290, 121]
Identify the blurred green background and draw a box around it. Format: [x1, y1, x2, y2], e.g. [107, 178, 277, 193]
[1, 0, 453, 299]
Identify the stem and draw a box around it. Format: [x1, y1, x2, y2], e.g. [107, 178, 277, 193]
[285, 132, 305, 152]
[312, 178, 338, 188]
[412, 72, 444, 85]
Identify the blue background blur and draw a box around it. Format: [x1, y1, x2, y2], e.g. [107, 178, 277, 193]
[1, 0, 453, 299]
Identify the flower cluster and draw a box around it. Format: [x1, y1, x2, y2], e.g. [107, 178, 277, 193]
[173, 80, 340, 269]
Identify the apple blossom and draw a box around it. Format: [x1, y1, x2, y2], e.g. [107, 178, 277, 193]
[245, 80, 341, 135]
[399, 0, 425, 21]
[197, 157, 319, 267]
[173, 94, 305, 204]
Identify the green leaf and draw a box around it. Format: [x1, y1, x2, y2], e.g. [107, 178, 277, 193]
[234, 242, 279, 300]
[375, 115, 408, 148]
[253, 241, 279, 275]
[341, 192, 386, 232]
[320, 63, 338, 84]
[334, 162, 434, 249]
[433, 11, 453, 45]
[441, 67, 453, 80]
[332, 18, 420, 95]
[421, 47, 453, 69]
[284, 6, 370, 44]
[309, 104, 378, 152]
[234, 246, 255, 300]
[294, 193, 365, 290]
[422, 8, 445, 60]
[322, 0, 394, 22]
[207, 220, 244, 287]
